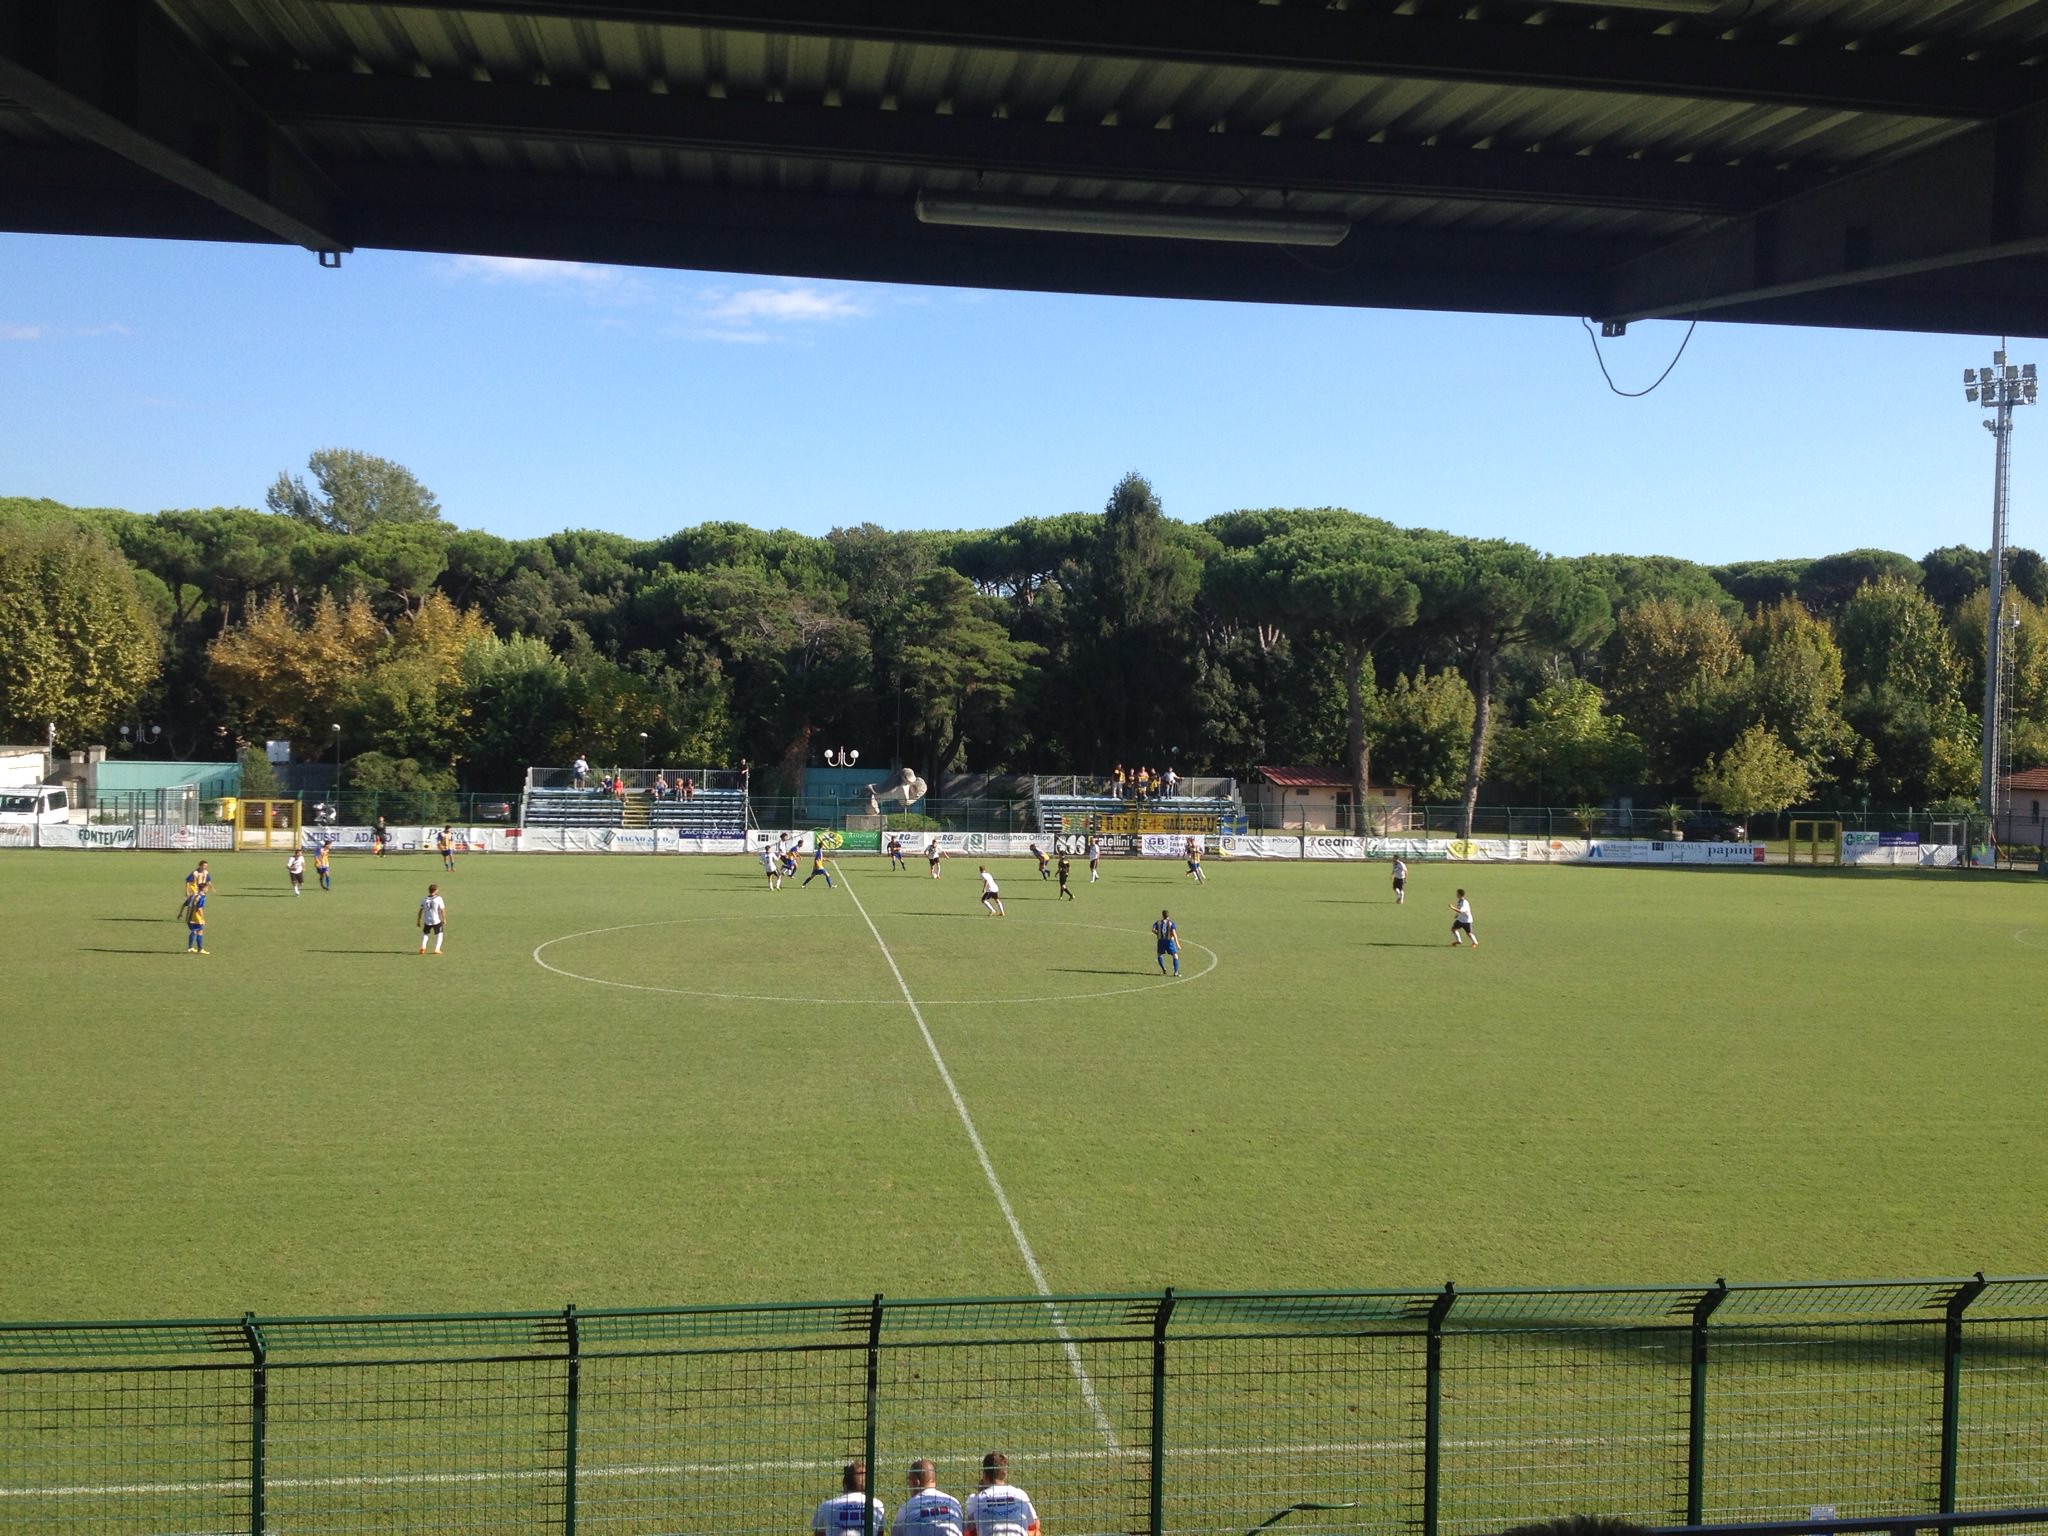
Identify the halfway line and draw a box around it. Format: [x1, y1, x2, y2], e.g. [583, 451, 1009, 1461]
[834, 863, 1121, 1452]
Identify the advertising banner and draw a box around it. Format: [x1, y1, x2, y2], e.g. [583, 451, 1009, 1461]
[1217, 835, 1301, 859]
[1587, 840, 1768, 865]
[36, 823, 137, 850]
[1843, 832, 1940, 867]
[1302, 836, 1368, 860]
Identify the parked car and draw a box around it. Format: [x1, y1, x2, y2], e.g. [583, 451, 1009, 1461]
[477, 801, 514, 822]
[1680, 813, 1738, 842]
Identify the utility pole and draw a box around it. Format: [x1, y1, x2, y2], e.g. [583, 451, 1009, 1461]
[1965, 347, 2037, 832]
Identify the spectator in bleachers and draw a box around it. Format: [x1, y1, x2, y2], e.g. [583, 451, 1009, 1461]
[1112, 764, 1126, 799]
[572, 753, 589, 789]
[681, 776, 697, 800]
[1163, 766, 1179, 797]
[653, 771, 671, 800]
[1136, 766, 1151, 800]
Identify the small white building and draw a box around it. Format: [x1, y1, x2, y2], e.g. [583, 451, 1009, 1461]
[1250, 766, 1413, 833]
[1997, 767, 2048, 847]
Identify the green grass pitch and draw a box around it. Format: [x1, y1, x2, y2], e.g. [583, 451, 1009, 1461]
[2, 847, 2043, 1320]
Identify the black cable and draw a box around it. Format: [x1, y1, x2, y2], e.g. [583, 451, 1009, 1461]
[1580, 311, 1702, 397]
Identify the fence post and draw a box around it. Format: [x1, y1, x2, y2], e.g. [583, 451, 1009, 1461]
[564, 1305, 581, 1536]
[1422, 1283, 1456, 1536]
[1150, 1288, 1177, 1536]
[1940, 1273, 1989, 1510]
[1686, 1279, 1727, 1524]
[865, 1295, 884, 1536]
[242, 1313, 267, 1536]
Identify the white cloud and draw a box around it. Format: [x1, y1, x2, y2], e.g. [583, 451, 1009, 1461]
[686, 281, 870, 342]
[1, 321, 128, 342]
[700, 285, 867, 324]
[443, 255, 642, 299]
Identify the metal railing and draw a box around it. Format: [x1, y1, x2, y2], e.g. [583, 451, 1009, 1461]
[5, 1277, 2045, 1536]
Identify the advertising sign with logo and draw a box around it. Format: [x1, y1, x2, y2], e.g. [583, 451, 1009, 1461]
[1303, 836, 1368, 860]
[1216, 835, 1300, 859]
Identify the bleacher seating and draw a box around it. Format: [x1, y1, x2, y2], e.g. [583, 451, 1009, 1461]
[523, 789, 626, 827]
[648, 789, 746, 834]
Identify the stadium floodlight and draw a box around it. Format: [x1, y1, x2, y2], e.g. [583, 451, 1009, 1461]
[1964, 343, 2036, 829]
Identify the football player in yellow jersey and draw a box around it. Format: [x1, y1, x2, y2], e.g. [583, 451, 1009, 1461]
[185, 892, 208, 953]
[315, 840, 332, 891]
[179, 859, 210, 920]
[436, 826, 456, 871]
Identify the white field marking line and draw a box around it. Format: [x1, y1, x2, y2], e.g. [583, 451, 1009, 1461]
[2, 1421, 1984, 1501]
[533, 917, 1217, 1007]
[2015, 929, 2048, 950]
[835, 861, 1122, 1454]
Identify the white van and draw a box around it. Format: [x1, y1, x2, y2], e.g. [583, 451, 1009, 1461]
[0, 785, 71, 824]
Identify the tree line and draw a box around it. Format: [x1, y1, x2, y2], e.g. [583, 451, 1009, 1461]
[3, 451, 2043, 826]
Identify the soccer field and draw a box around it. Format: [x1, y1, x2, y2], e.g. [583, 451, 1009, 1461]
[3, 848, 2043, 1320]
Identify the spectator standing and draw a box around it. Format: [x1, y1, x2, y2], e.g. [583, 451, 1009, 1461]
[1163, 766, 1179, 797]
[572, 754, 589, 790]
[892, 1461, 962, 1536]
[963, 1454, 1038, 1536]
[814, 1461, 886, 1536]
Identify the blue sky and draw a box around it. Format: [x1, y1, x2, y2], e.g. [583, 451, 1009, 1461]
[2, 230, 2041, 567]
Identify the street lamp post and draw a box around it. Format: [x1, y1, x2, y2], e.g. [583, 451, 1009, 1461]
[638, 731, 650, 772]
[1965, 348, 2038, 833]
[332, 724, 343, 801]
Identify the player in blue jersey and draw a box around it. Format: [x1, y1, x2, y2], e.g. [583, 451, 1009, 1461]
[1152, 910, 1180, 976]
[802, 841, 835, 889]
[185, 891, 208, 954]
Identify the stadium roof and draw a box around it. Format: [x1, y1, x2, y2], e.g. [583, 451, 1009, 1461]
[2, 2, 2046, 335]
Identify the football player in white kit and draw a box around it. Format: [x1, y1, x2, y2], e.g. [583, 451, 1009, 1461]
[814, 1461, 885, 1536]
[977, 865, 1005, 917]
[417, 884, 447, 955]
[892, 1461, 962, 1536]
[963, 1453, 1038, 1536]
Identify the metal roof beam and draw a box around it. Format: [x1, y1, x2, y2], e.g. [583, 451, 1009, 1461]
[250, 68, 1814, 216]
[322, 161, 1624, 318]
[0, 0, 346, 253]
[1596, 100, 2048, 326]
[298, 1, 2048, 119]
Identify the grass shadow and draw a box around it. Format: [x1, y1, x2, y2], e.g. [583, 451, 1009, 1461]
[79, 946, 183, 956]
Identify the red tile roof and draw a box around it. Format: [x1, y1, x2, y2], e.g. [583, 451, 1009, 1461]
[2004, 767, 2048, 792]
[1257, 765, 1355, 789]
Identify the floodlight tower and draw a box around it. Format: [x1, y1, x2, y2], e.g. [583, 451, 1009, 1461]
[1965, 349, 2038, 828]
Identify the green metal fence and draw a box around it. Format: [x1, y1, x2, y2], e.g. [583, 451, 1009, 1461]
[5, 1280, 2045, 1536]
